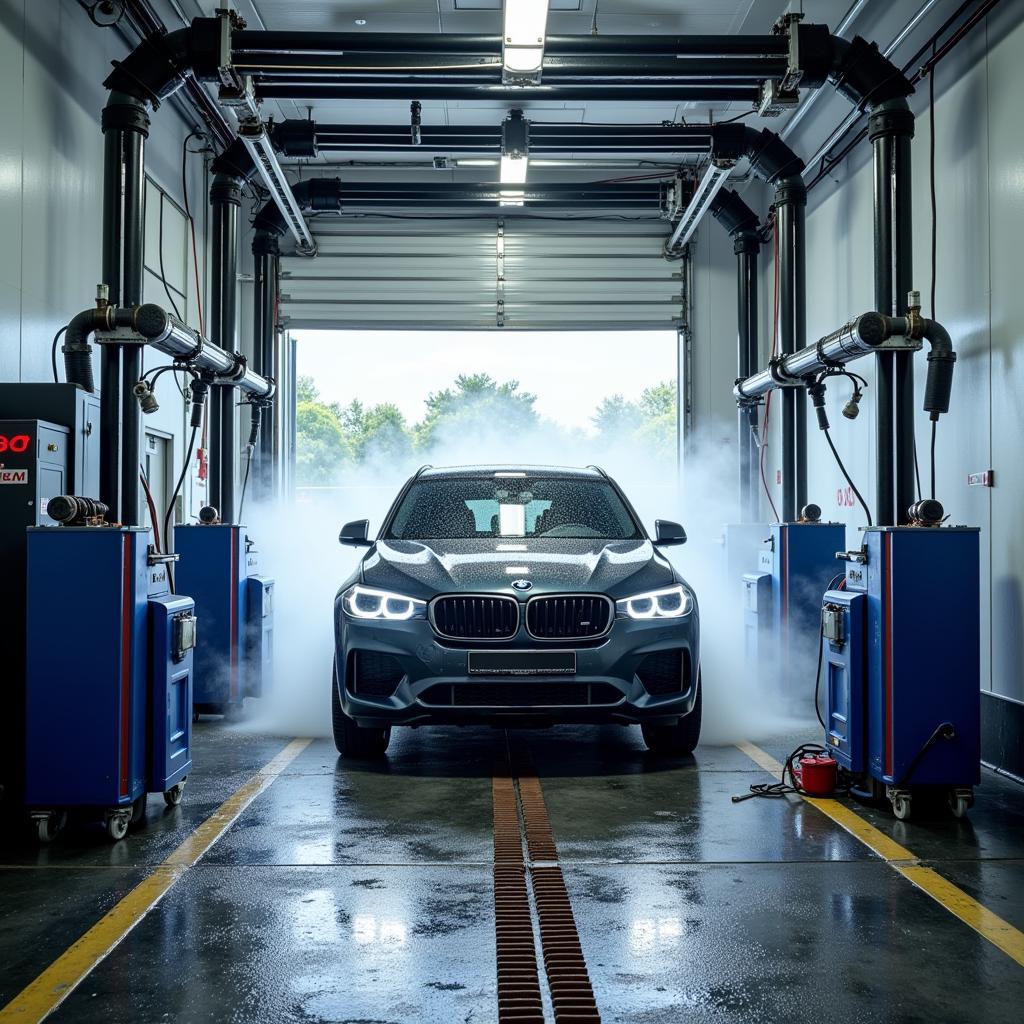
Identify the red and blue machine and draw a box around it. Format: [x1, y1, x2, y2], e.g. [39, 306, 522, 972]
[822, 522, 980, 819]
[24, 524, 196, 841]
[742, 513, 846, 706]
[174, 523, 274, 715]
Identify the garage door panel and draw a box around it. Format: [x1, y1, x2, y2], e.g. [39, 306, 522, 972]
[280, 217, 681, 330]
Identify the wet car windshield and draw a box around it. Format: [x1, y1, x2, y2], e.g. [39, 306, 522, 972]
[386, 476, 642, 540]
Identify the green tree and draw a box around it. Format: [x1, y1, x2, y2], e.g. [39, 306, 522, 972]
[349, 402, 413, 463]
[592, 393, 641, 438]
[415, 373, 538, 451]
[295, 400, 348, 484]
[297, 374, 319, 403]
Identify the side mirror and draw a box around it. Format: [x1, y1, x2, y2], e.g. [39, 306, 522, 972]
[654, 520, 687, 546]
[339, 519, 372, 547]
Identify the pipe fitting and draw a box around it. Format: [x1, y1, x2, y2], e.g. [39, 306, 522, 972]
[102, 28, 192, 105]
[828, 35, 914, 112]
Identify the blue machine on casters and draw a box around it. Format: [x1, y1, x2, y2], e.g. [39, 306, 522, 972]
[742, 516, 847, 706]
[174, 523, 274, 715]
[822, 523, 981, 819]
[24, 525, 196, 842]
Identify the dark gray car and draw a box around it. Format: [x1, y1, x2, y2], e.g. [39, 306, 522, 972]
[333, 465, 701, 757]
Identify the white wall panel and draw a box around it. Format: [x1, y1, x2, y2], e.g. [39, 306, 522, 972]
[0, 0, 212, 523]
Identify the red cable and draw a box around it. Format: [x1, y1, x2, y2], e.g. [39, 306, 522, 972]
[759, 216, 781, 522]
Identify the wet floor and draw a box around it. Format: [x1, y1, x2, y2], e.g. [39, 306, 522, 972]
[1, 720, 1023, 1022]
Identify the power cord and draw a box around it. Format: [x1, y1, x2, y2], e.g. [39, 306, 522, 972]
[732, 744, 842, 802]
[51, 325, 68, 383]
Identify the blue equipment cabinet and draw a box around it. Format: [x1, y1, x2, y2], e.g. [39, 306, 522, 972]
[747, 522, 846, 704]
[824, 526, 981, 819]
[25, 526, 195, 841]
[149, 591, 196, 795]
[742, 571, 772, 665]
[245, 574, 275, 698]
[174, 524, 273, 713]
[821, 588, 867, 773]
[865, 526, 980, 817]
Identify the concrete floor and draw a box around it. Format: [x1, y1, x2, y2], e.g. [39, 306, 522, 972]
[1, 721, 1023, 1023]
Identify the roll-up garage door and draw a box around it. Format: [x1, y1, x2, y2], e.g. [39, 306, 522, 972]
[278, 217, 684, 330]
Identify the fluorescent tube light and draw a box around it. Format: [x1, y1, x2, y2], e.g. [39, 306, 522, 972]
[503, 0, 549, 84]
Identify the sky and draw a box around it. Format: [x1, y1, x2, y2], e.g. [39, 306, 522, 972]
[293, 329, 677, 434]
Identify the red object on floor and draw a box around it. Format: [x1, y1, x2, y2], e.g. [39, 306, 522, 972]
[796, 755, 838, 795]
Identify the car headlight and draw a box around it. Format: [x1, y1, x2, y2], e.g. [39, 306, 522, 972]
[343, 585, 426, 621]
[616, 584, 692, 620]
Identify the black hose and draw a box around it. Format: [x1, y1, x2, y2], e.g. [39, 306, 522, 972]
[931, 419, 937, 501]
[158, 191, 183, 322]
[51, 326, 67, 383]
[163, 424, 198, 558]
[61, 310, 100, 392]
[824, 428, 873, 528]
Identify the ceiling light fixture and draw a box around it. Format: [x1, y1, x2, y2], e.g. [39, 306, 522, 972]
[500, 109, 529, 207]
[502, 0, 549, 85]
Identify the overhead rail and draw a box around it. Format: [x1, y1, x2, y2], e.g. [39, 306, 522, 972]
[251, 180, 671, 234]
[271, 120, 716, 157]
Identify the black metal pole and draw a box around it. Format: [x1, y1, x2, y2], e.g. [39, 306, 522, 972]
[209, 175, 241, 522]
[869, 100, 915, 526]
[775, 178, 807, 523]
[100, 93, 150, 523]
[120, 126, 146, 527]
[736, 232, 760, 522]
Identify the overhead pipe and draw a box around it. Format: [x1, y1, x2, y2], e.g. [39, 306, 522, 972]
[208, 141, 259, 523]
[230, 30, 790, 59]
[799, 32, 916, 524]
[252, 230, 280, 500]
[710, 188, 762, 523]
[733, 303, 955, 427]
[706, 124, 807, 522]
[251, 180, 667, 235]
[271, 119, 715, 157]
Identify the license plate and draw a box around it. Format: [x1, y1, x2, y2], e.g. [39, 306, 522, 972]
[468, 650, 576, 676]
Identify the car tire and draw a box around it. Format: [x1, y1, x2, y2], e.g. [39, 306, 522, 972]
[641, 672, 702, 756]
[332, 659, 391, 758]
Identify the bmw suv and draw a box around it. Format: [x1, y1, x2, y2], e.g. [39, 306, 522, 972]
[333, 465, 700, 757]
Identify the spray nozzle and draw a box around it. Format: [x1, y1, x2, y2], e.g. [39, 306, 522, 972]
[132, 380, 159, 414]
[842, 385, 863, 420]
[807, 378, 830, 431]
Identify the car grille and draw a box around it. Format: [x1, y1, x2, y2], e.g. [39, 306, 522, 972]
[350, 651, 405, 697]
[419, 682, 622, 708]
[526, 595, 613, 640]
[635, 649, 690, 696]
[431, 595, 519, 640]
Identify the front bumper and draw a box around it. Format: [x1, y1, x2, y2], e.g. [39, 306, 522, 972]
[335, 608, 700, 728]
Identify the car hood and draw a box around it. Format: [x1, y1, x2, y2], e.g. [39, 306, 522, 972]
[360, 538, 675, 599]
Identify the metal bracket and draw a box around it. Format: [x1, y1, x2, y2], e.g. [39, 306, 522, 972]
[496, 219, 506, 329]
[875, 335, 923, 353]
[215, 8, 254, 111]
[775, 11, 806, 93]
[758, 79, 799, 117]
[93, 327, 149, 347]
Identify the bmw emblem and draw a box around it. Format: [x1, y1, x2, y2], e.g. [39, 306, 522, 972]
[511, 579, 533, 592]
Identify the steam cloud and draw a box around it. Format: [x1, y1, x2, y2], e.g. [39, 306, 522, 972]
[240, 402, 811, 747]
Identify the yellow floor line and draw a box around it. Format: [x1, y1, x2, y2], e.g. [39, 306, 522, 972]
[736, 740, 1024, 968]
[0, 737, 311, 1023]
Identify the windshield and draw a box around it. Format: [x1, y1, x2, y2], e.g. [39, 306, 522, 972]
[385, 476, 642, 541]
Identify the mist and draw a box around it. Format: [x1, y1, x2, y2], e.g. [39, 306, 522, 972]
[239, 407, 812, 749]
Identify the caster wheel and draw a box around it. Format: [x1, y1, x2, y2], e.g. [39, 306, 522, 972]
[948, 788, 974, 819]
[891, 795, 912, 821]
[129, 793, 147, 828]
[163, 778, 187, 807]
[34, 811, 66, 844]
[105, 811, 130, 842]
